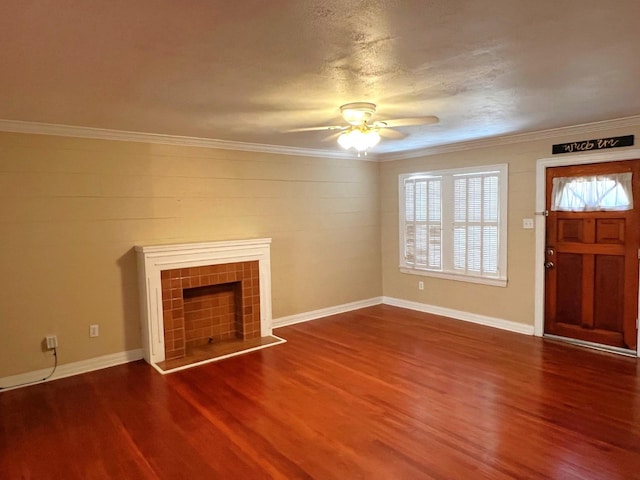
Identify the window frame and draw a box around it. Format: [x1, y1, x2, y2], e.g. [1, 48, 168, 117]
[398, 163, 508, 287]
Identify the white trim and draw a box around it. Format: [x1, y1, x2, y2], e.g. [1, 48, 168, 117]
[152, 335, 287, 375]
[399, 268, 507, 287]
[2, 116, 639, 163]
[273, 297, 383, 328]
[0, 119, 360, 160]
[0, 349, 143, 392]
[0, 293, 539, 391]
[398, 163, 508, 286]
[382, 296, 535, 335]
[534, 147, 640, 357]
[380, 115, 640, 161]
[135, 238, 273, 366]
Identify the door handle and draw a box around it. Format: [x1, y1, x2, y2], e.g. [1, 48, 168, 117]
[544, 261, 555, 269]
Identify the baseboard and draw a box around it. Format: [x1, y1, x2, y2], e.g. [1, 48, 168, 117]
[382, 296, 535, 335]
[273, 297, 383, 328]
[1, 297, 532, 391]
[0, 349, 144, 392]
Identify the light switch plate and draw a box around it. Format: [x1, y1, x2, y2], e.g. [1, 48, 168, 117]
[89, 324, 99, 337]
[522, 218, 534, 229]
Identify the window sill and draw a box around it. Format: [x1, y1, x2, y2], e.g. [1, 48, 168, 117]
[399, 267, 507, 287]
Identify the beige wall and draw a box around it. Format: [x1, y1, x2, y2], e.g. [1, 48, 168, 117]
[3, 124, 639, 379]
[0, 132, 381, 377]
[381, 125, 640, 327]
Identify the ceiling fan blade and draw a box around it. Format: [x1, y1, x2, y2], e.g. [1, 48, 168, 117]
[378, 128, 406, 140]
[382, 115, 439, 128]
[284, 125, 344, 133]
[321, 131, 343, 142]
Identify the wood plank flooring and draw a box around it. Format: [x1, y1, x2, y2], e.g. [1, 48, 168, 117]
[1, 304, 639, 479]
[156, 335, 284, 372]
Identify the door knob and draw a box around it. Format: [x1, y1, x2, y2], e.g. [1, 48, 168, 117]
[544, 261, 555, 269]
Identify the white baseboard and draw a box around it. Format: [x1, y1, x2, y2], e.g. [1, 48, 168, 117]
[273, 297, 383, 328]
[272, 296, 534, 336]
[1, 297, 532, 391]
[382, 296, 535, 335]
[0, 349, 144, 392]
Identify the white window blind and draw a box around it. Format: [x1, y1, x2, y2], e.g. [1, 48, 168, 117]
[399, 164, 507, 286]
[404, 176, 442, 269]
[453, 174, 499, 276]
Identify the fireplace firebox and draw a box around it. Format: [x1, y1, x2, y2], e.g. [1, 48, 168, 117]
[160, 261, 260, 360]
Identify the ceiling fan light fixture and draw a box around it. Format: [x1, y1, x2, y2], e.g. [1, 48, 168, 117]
[337, 130, 354, 149]
[291, 101, 435, 155]
[340, 102, 377, 125]
[338, 125, 380, 154]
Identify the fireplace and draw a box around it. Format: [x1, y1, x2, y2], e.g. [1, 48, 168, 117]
[160, 261, 260, 360]
[135, 239, 274, 372]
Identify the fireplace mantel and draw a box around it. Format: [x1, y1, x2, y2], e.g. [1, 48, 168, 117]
[135, 239, 273, 368]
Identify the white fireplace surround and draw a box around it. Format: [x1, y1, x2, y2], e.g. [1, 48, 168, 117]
[135, 238, 273, 366]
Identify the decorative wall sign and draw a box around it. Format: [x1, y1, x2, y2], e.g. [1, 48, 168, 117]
[552, 135, 634, 155]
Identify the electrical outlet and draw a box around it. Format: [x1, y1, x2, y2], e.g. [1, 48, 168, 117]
[418, 281, 424, 290]
[45, 335, 58, 349]
[89, 324, 99, 337]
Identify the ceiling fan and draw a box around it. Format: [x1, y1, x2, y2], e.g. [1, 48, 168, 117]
[287, 102, 439, 155]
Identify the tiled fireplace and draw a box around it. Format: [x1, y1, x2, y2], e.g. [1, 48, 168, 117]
[135, 239, 272, 372]
[161, 261, 260, 360]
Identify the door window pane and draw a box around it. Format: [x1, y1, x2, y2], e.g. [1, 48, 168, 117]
[551, 173, 633, 211]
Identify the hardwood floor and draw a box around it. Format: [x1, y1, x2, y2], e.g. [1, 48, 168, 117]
[1, 304, 639, 479]
[156, 335, 285, 372]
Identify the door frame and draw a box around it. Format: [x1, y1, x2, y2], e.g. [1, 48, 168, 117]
[534, 147, 640, 357]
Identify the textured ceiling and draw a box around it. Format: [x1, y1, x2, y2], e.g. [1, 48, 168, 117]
[1, 1, 640, 156]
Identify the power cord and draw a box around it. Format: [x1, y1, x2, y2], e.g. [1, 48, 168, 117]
[0, 347, 58, 391]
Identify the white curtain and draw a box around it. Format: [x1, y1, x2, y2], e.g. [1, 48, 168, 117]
[551, 173, 633, 211]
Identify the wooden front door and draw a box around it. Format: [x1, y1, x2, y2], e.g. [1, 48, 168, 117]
[544, 160, 639, 350]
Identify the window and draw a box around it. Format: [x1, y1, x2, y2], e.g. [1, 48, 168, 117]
[551, 173, 633, 211]
[399, 164, 508, 286]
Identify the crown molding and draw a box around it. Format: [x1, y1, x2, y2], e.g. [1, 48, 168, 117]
[0, 119, 365, 160]
[378, 115, 640, 161]
[2, 115, 639, 162]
